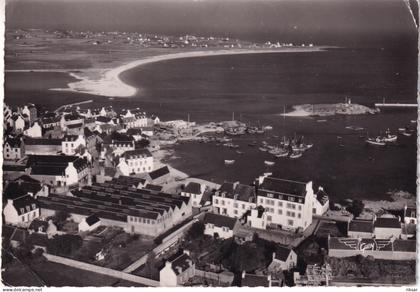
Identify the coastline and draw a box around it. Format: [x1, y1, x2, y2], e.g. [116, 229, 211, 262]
[50, 47, 325, 98]
[281, 103, 378, 117]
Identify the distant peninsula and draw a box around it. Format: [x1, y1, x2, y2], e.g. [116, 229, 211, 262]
[282, 103, 379, 117]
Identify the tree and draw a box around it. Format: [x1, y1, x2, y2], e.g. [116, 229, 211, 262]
[347, 200, 365, 218]
[55, 210, 70, 223]
[144, 251, 159, 280]
[47, 234, 82, 256]
[187, 221, 205, 240]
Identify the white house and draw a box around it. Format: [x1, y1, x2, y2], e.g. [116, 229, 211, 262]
[241, 272, 272, 287]
[159, 250, 195, 287]
[11, 115, 26, 132]
[139, 126, 154, 137]
[247, 206, 268, 230]
[3, 136, 24, 160]
[117, 148, 154, 175]
[181, 182, 206, 208]
[3, 196, 40, 226]
[268, 247, 298, 272]
[256, 174, 315, 231]
[21, 104, 38, 124]
[212, 182, 256, 218]
[23, 121, 42, 138]
[203, 213, 238, 239]
[373, 216, 402, 239]
[62, 135, 86, 155]
[404, 205, 416, 225]
[312, 187, 329, 215]
[78, 214, 101, 232]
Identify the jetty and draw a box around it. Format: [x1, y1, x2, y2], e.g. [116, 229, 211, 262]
[54, 99, 93, 113]
[374, 103, 417, 109]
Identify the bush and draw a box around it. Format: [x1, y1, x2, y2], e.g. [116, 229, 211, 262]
[347, 200, 365, 218]
[187, 222, 205, 240]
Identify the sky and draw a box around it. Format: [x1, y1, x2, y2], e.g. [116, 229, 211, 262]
[5, 0, 418, 47]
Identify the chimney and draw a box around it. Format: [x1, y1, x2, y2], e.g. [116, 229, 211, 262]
[242, 271, 246, 279]
[183, 249, 190, 256]
[272, 252, 276, 261]
[7, 199, 13, 206]
[318, 186, 324, 192]
[165, 261, 172, 269]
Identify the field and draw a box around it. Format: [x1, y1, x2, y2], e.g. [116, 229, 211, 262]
[2, 257, 143, 287]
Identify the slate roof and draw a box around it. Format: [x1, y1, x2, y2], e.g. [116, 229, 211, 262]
[203, 213, 237, 229]
[123, 148, 152, 159]
[4, 180, 42, 200]
[148, 166, 170, 180]
[183, 182, 202, 195]
[96, 116, 111, 123]
[39, 182, 190, 223]
[67, 123, 83, 129]
[144, 184, 163, 192]
[167, 251, 194, 275]
[13, 195, 39, 215]
[259, 177, 307, 198]
[241, 273, 270, 287]
[348, 219, 374, 233]
[5, 136, 22, 148]
[85, 214, 100, 226]
[218, 182, 255, 202]
[24, 137, 62, 145]
[274, 246, 293, 262]
[374, 217, 401, 229]
[126, 128, 143, 135]
[111, 176, 146, 186]
[3, 164, 26, 172]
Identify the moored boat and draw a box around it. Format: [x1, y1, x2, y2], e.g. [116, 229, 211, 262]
[264, 160, 275, 166]
[289, 151, 303, 159]
[224, 160, 235, 165]
[366, 137, 386, 146]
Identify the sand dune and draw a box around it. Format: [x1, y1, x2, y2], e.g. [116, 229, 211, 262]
[51, 47, 323, 98]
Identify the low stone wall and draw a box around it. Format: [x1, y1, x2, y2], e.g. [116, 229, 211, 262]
[329, 249, 416, 260]
[44, 253, 159, 286]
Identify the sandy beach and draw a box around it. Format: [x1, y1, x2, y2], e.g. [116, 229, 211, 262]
[50, 47, 324, 98]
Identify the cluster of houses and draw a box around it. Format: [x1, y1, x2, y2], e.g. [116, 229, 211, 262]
[2, 102, 417, 287]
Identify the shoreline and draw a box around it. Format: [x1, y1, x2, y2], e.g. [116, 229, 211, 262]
[281, 103, 378, 117]
[49, 47, 326, 98]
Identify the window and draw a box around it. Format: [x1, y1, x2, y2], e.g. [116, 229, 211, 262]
[242, 204, 245, 209]
[278, 209, 283, 215]
[267, 193, 273, 198]
[267, 215, 272, 221]
[313, 208, 316, 214]
[288, 220, 294, 226]
[287, 203, 296, 210]
[234, 203, 238, 208]
[298, 213, 301, 219]
[278, 201, 283, 207]
[234, 210, 238, 215]
[298, 205, 302, 211]
[259, 198, 263, 203]
[221, 200, 225, 206]
[208, 223, 214, 229]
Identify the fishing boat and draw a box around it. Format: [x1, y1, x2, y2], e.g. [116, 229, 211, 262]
[366, 137, 386, 146]
[259, 147, 268, 152]
[224, 160, 235, 165]
[398, 127, 406, 132]
[236, 150, 244, 155]
[410, 120, 417, 124]
[256, 129, 265, 134]
[317, 119, 327, 123]
[383, 129, 397, 142]
[263, 125, 273, 131]
[264, 161, 275, 166]
[289, 151, 303, 159]
[248, 141, 257, 147]
[275, 150, 289, 158]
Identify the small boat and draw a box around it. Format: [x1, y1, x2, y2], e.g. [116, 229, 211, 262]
[264, 160, 275, 166]
[317, 119, 327, 123]
[398, 128, 406, 132]
[275, 151, 289, 158]
[410, 120, 417, 124]
[263, 125, 273, 130]
[383, 129, 397, 142]
[259, 147, 268, 152]
[224, 160, 235, 165]
[236, 150, 244, 155]
[248, 141, 257, 147]
[289, 151, 303, 159]
[256, 129, 265, 134]
[304, 143, 314, 150]
[366, 137, 386, 146]
[402, 130, 413, 137]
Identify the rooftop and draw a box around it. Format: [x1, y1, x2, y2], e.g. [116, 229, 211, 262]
[203, 213, 237, 230]
[348, 219, 374, 233]
[148, 166, 170, 180]
[183, 182, 202, 195]
[218, 182, 255, 202]
[259, 176, 308, 198]
[374, 217, 401, 229]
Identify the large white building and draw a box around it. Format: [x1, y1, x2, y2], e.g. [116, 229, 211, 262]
[23, 121, 42, 138]
[212, 182, 256, 218]
[3, 196, 40, 226]
[181, 182, 206, 208]
[62, 135, 86, 155]
[255, 174, 315, 231]
[117, 148, 154, 175]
